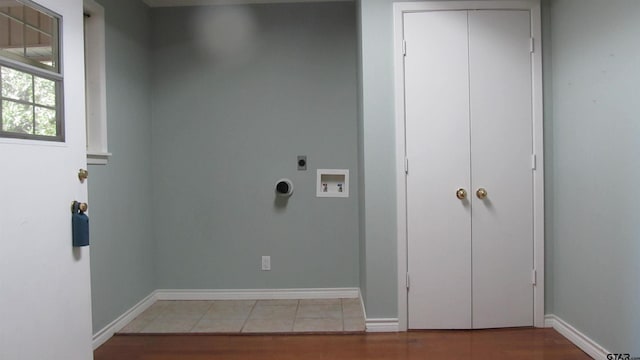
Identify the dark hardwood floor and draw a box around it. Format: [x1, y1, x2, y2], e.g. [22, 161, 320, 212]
[94, 328, 591, 360]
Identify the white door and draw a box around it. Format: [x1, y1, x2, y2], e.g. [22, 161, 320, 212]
[405, 10, 472, 329]
[0, 1, 93, 359]
[405, 10, 533, 329]
[468, 10, 533, 329]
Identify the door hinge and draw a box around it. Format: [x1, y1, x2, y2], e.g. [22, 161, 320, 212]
[531, 154, 537, 170]
[406, 273, 410, 289]
[530, 37, 535, 53]
[531, 269, 537, 285]
[402, 40, 407, 56]
[405, 158, 409, 174]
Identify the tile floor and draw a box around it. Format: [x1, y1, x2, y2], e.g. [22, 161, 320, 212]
[119, 298, 366, 334]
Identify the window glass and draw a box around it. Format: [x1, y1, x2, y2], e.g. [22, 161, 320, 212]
[34, 75, 54, 106]
[0, 1, 62, 141]
[0, 0, 58, 72]
[34, 106, 55, 135]
[2, 100, 33, 134]
[1, 66, 33, 102]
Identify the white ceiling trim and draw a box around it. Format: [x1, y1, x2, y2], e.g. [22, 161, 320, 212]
[143, 0, 353, 7]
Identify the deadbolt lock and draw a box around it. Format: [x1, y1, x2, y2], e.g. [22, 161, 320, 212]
[71, 201, 88, 213]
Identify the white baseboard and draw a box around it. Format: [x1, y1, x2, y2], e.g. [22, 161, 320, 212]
[366, 318, 400, 332]
[155, 287, 360, 300]
[544, 314, 555, 328]
[92, 291, 157, 350]
[545, 314, 609, 360]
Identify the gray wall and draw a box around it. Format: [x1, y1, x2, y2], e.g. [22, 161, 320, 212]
[150, 3, 360, 289]
[546, 0, 640, 355]
[89, 0, 154, 333]
[358, 0, 399, 319]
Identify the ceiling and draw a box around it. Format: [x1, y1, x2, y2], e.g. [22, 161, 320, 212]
[143, 0, 353, 7]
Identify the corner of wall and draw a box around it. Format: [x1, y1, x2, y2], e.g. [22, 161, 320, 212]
[355, 0, 368, 310]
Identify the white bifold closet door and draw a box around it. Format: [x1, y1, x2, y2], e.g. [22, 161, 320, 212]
[405, 10, 534, 329]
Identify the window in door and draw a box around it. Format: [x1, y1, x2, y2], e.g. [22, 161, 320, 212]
[0, 0, 62, 141]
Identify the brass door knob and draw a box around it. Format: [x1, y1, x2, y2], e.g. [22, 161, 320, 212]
[456, 188, 467, 200]
[476, 188, 488, 200]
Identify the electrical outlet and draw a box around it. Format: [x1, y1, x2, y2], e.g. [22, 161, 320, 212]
[297, 155, 307, 170]
[261, 256, 271, 271]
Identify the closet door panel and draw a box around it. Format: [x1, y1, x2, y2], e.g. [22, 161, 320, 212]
[405, 10, 472, 329]
[468, 10, 534, 329]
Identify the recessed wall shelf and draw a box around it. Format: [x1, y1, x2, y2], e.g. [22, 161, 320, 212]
[316, 169, 349, 198]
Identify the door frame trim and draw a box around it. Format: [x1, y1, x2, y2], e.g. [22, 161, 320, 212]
[393, 0, 544, 331]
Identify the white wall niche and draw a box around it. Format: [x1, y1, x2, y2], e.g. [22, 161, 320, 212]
[317, 169, 349, 198]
